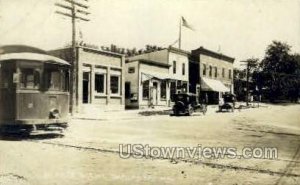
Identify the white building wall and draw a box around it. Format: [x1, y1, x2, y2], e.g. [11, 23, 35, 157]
[168, 51, 189, 82]
[77, 48, 125, 112]
[199, 54, 234, 91]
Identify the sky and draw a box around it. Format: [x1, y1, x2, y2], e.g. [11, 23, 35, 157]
[0, 0, 299, 67]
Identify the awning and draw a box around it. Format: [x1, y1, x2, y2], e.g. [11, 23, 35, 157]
[141, 72, 188, 82]
[0, 53, 70, 65]
[141, 72, 169, 82]
[201, 77, 230, 92]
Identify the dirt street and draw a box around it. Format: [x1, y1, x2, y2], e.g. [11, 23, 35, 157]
[0, 104, 299, 185]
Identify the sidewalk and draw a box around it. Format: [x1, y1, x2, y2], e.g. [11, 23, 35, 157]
[72, 109, 143, 121]
[72, 102, 269, 121]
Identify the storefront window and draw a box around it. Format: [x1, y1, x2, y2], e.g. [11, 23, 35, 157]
[110, 75, 119, 94]
[20, 68, 40, 89]
[161, 81, 166, 99]
[142, 80, 149, 99]
[95, 73, 105, 93]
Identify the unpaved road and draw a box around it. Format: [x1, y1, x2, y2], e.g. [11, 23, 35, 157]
[0, 104, 299, 185]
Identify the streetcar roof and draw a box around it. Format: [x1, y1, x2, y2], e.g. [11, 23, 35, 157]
[0, 45, 70, 66]
[0, 53, 70, 66]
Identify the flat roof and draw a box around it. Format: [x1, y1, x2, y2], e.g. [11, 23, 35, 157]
[168, 46, 191, 56]
[192, 46, 235, 63]
[49, 45, 124, 58]
[126, 59, 171, 68]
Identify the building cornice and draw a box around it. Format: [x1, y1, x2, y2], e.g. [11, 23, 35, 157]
[126, 59, 171, 68]
[192, 46, 235, 63]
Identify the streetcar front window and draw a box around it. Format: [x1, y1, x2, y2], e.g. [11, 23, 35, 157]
[45, 65, 69, 92]
[20, 68, 40, 89]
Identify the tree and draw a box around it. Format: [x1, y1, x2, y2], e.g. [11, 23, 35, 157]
[259, 41, 300, 102]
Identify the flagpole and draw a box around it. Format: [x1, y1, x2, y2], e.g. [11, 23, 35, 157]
[179, 17, 182, 49]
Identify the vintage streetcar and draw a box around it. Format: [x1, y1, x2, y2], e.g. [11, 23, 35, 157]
[0, 45, 70, 135]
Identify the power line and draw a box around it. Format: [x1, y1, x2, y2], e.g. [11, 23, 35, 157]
[55, 0, 90, 114]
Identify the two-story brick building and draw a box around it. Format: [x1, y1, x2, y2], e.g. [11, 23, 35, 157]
[125, 47, 189, 109]
[49, 46, 125, 113]
[190, 47, 235, 104]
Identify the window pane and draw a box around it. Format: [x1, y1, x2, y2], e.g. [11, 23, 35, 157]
[95, 74, 105, 93]
[110, 76, 119, 94]
[173, 61, 176, 74]
[128, 67, 135, 73]
[20, 68, 40, 89]
[215, 67, 218, 77]
[182, 63, 185, 75]
[51, 71, 60, 90]
[62, 70, 69, 92]
[142, 80, 149, 99]
[222, 68, 225, 77]
[45, 69, 61, 90]
[203, 64, 206, 76]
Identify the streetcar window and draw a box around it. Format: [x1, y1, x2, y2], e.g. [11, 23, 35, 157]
[20, 68, 40, 89]
[45, 68, 69, 92]
[45, 69, 61, 91]
[62, 70, 69, 92]
[0, 70, 10, 88]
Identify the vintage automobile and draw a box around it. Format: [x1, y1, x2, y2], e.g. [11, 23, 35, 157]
[218, 93, 235, 112]
[172, 93, 207, 116]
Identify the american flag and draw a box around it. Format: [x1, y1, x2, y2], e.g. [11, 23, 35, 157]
[182, 16, 194, 31]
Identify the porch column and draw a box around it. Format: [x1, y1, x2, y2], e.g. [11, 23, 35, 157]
[107, 67, 111, 104]
[90, 65, 95, 103]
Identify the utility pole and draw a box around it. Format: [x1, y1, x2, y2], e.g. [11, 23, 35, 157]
[246, 62, 250, 106]
[241, 59, 257, 107]
[178, 17, 182, 49]
[55, 0, 90, 114]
